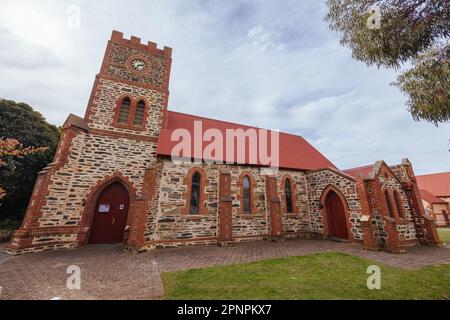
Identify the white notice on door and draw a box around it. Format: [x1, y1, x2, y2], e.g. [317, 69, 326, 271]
[99, 204, 110, 213]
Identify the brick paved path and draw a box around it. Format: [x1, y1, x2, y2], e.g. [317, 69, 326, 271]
[1, 239, 449, 300]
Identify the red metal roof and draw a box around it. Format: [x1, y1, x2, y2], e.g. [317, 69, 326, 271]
[342, 165, 375, 178]
[157, 111, 337, 171]
[420, 189, 448, 204]
[417, 172, 450, 197]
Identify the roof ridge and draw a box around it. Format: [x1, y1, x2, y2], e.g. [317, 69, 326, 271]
[343, 164, 374, 171]
[167, 110, 306, 140]
[417, 172, 450, 177]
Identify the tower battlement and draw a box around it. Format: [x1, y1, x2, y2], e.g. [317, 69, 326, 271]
[110, 30, 172, 58]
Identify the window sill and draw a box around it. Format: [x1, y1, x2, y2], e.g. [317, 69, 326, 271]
[395, 218, 410, 225]
[113, 123, 146, 132]
[283, 213, 301, 218]
[237, 214, 264, 220]
[183, 215, 208, 221]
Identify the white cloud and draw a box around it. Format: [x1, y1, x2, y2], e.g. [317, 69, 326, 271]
[0, 0, 448, 174]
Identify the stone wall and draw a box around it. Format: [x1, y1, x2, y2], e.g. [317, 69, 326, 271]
[149, 161, 316, 247]
[85, 78, 166, 138]
[276, 170, 310, 236]
[306, 169, 363, 241]
[106, 41, 170, 89]
[38, 132, 156, 228]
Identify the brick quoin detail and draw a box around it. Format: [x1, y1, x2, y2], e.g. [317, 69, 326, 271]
[266, 175, 283, 238]
[4, 125, 88, 253]
[126, 167, 158, 248]
[355, 176, 379, 251]
[218, 171, 233, 243]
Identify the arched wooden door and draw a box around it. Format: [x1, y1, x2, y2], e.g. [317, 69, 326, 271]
[325, 190, 349, 240]
[89, 182, 130, 244]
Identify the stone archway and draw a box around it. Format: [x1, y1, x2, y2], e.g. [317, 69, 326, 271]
[79, 173, 138, 246]
[89, 182, 130, 244]
[320, 185, 352, 241]
[325, 190, 349, 240]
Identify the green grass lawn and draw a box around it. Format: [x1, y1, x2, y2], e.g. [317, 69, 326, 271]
[162, 252, 450, 300]
[438, 228, 450, 244]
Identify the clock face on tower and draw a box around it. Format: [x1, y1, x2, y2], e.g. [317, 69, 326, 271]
[131, 59, 147, 71]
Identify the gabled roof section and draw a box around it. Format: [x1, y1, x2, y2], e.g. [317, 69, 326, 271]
[157, 111, 337, 171]
[64, 114, 89, 131]
[420, 189, 448, 204]
[417, 172, 450, 197]
[343, 165, 375, 178]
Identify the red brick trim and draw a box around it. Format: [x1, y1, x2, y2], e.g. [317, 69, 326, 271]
[320, 184, 355, 242]
[236, 172, 258, 215]
[18, 126, 79, 230]
[355, 176, 380, 250]
[4, 241, 79, 253]
[110, 30, 172, 58]
[382, 187, 409, 224]
[393, 189, 409, 223]
[382, 188, 397, 219]
[127, 167, 157, 247]
[181, 167, 209, 215]
[88, 128, 158, 143]
[112, 94, 149, 131]
[377, 162, 404, 186]
[218, 172, 233, 242]
[79, 172, 138, 245]
[234, 234, 269, 240]
[12, 226, 87, 237]
[280, 174, 299, 214]
[100, 74, 170, 94]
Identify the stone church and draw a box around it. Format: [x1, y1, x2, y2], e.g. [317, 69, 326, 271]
[5, 31, 442, 255]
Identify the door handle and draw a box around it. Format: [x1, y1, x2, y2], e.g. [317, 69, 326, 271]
[112, 218, 116, 225]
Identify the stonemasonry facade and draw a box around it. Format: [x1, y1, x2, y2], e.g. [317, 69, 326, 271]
[4, 31, 442, 255]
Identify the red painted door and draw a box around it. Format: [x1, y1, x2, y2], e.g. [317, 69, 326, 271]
[89, 182, 130, 244]
[326, 191, 349, 240]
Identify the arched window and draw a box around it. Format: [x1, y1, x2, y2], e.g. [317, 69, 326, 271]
[394, 191, 405, 218]
[133, 100, 146, 126]
[285, 179, 293, 213]
[118, 97, 131, 124]
[243, 176, 251, 214]
[385, 189, 395, 218]
[190, 172, 201, 215]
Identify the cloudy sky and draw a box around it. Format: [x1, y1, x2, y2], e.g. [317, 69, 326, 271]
[0, 0, 448, 175]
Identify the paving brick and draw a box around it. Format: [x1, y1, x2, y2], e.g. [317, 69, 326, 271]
[1, 240, 449, 300]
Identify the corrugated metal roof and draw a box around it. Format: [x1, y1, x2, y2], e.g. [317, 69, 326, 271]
[157, 111, 337, 171]
[420, 189, 448, 204]
[417, 172, 450, 197]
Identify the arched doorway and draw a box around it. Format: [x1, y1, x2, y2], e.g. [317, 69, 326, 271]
[325, 190, 349, 240]
[89, 182, 130, 244]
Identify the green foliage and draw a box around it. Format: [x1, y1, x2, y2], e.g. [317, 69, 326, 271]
[0, 99, 60, 220]
[0, 218, 21, 231]
[163, 252, 450, 300]
[325, 0, 450, 124]
[395, 46, 450, 124]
